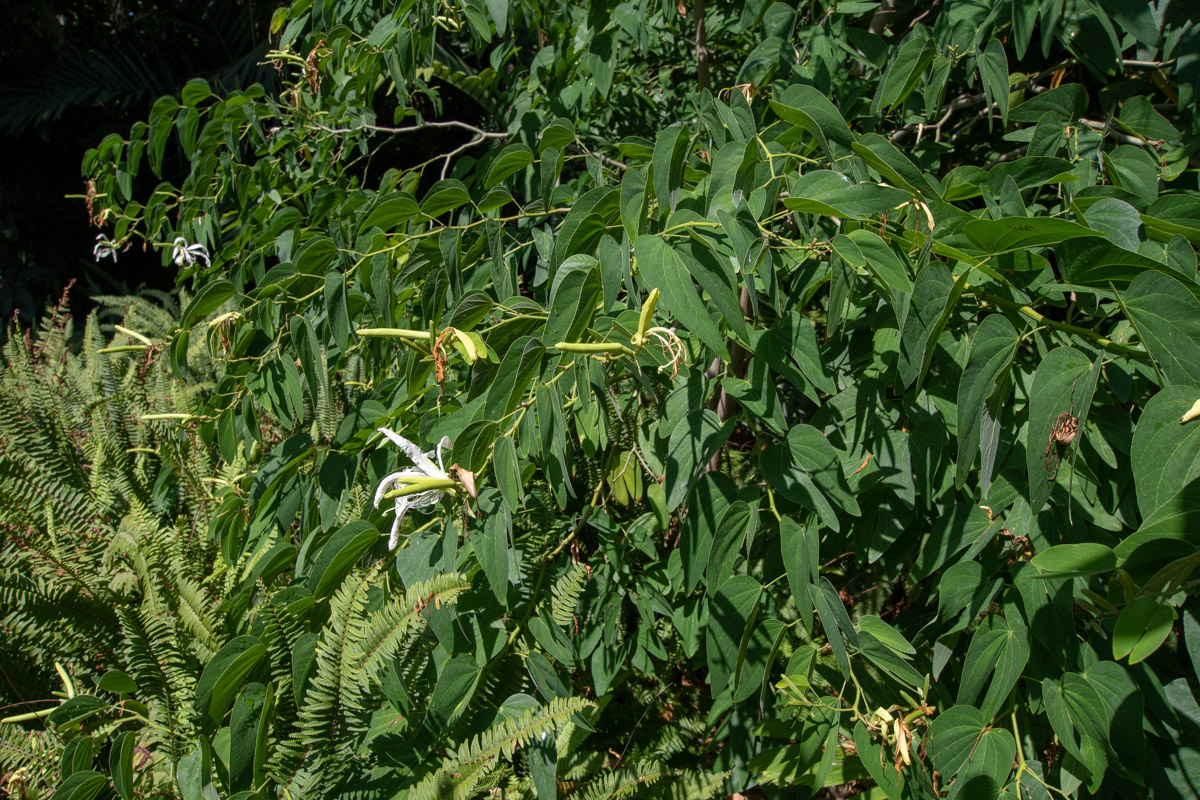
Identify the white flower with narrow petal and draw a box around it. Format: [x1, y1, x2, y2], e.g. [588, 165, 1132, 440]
[171, 237, 211, 268]
[373, 428, 453, 550]
[93, 233, 119, 263]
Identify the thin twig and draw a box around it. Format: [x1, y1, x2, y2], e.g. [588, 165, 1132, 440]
[1078, 118, 1160, 147]
[307, 120, 507, 139]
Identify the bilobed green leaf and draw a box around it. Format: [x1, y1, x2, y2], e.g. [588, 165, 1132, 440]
[964, 217, 1097, 254]
[978, 38, 1010, 125]
[484, 0, 507, 35]
[706, 500, 753, 593]
[1113, 597, 1176, 663]
[1058, 236, 1173, 288]
[857, 615, 916, 655]
[958, 614, 1030, 721]
[228, 682, 268, 794]
[936, 709, 1016, 795]
[1010, 83, 1087, 123]
[324, 271, 349, 352]
[420, 179, 472, 218]
[751, 310, 835, 400]
[428, 653, 480, 728]
[783, 171, 910, 220]
[813, 577, 858, 679]
[195, 636, 266, 728]
[1026, 347, 1097, 514]
[361, 192, 419, 232]
[110, 731, 136, 800]
[873, 37, 933, 113]
[785, 425, 860, 516]
[1084, 197, 1142, 251]
[763, 425, 858, 532]
[770, 83, 855, 156]
[54, 771, 108, 800]
[1123, 270, 1200, 386]
[651, 124, 690, 214]
[306, 520, 378, 598]
[780, 515, 817, 632]
[852, 133, 941, 198]
[956, 314, 1018, 488]
[635, 235, 729, 359]
[485, 336, 545, 420]
[543, 258, 601, 344]
[909, 502, 995, 580]
[897, 261, 954, 389]
[707, 575, 762, 695]
[988, 155, 1076, 192]
[476, 490, 512, 604]
[48, 695, 107, 729]
[1143, 195, 1200, 244]
[294, 236, 337, 274]
[1105, 146, 1160, 204]
[1131, 386, 1200, 519]
[858, 629, 923, 689]
[1118, 489, 1200, 574]
[853, 722, 905, 800]
[181, 77, 211, 107]
[1031, 543, 1117, 577]
[177, 738, 214, 800]
[181, 279, 234, 329]
[485, 143, 534, 189]
[1043, 674, 1111, 786]
[493, 435, 523, 512]
[663, 409, 735, 511]
[455, 419, 497, 473]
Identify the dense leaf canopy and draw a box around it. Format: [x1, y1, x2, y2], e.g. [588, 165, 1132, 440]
[3, 1, 1200, 798]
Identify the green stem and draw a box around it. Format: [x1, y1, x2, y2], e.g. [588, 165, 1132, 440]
[969, 288, 1148, 360]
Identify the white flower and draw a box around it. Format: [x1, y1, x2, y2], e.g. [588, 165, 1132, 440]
[93, 234, 119, 263]
[373, 428, 453, 550]
[171, 237, 211, 268]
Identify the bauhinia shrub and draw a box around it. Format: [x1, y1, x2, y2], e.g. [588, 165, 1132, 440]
[4, 1, 1200, 798]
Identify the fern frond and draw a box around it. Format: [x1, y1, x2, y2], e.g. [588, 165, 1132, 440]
[410, 696, 595, 800]
[117, 606, 197, 763]
[646, 770, 729, 800]
[574, 762, 671, 800]
[549, 563, 588, 629]
[279, 566, 378, 795]
[358, 574, 471, 682]
[0, 723, 60, 796]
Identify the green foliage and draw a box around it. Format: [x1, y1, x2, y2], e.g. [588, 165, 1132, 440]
[6, 1, 1200, 799]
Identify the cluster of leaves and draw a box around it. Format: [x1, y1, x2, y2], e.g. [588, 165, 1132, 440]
[4, 0, 1200, 798]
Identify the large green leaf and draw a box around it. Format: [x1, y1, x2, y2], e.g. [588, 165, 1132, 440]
[964, 217, 1096, 254]
[1131, 386, 1200, 518]
[651, 124, 690, 214]
[1123, 270, 1200, 386]
[663, 409, 735, 511]
[783, 171, 910, 220]
[707, 575, 762, 696]
[762, 424, 859, 532]
[956, 314, 1018, 488]
[957, 614, 1030, 721]
[635, 235, 729, 359]
[930, 705, 1016, 794]
[1113, 597, 1176, 664]
[195, 636, 266, 728]
[1115, 477, 1200, 559]
[1057, 236, 1174, 287]
[1026, 347, 1097, 514]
